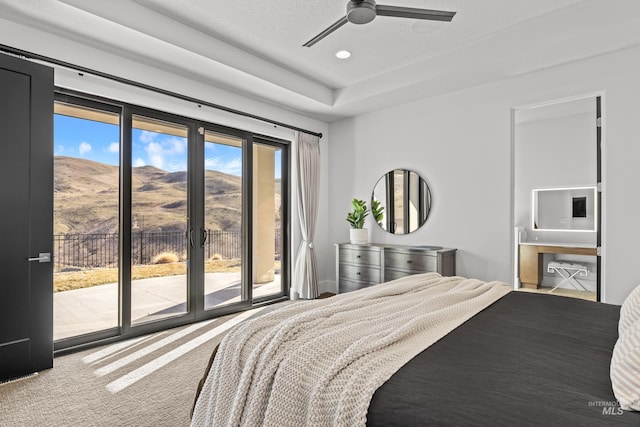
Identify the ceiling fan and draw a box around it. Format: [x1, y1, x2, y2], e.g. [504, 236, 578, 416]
[303, 0, 456, 47]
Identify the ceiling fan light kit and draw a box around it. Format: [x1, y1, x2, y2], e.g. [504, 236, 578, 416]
[347, 0, 377, 24]
[303, 0, 456, 47]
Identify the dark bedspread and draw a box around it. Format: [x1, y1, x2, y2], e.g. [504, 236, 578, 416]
[368, 291, 640, 426]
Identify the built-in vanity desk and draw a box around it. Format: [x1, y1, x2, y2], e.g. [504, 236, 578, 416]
[335, 243, 457, 293]
[519, 242, 597, 289]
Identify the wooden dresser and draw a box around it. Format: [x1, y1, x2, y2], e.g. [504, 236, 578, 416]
[335, 243, 457, 293]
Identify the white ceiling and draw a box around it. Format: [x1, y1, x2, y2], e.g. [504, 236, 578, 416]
[1, 0, 640, 122]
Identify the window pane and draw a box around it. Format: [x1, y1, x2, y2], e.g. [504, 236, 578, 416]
[252, 143, 283, 299]
[53, 102, 120, 340]
[204, 131, 244, 309]
[131, 115, 188, 324]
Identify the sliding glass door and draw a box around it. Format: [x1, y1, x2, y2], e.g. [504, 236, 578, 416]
[252, 140, 286, 301]
[202, 130, 246, 310]
[53, 99, 121, 341]
[130, 115, 189, 324]
[53, 92, 289, 350]
[197, 130, 289, 314]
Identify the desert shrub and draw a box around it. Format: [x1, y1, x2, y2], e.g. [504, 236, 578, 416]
[151, 252, 179, 264]
[209, 253, 223, 261]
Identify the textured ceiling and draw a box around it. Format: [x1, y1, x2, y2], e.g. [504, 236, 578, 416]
[1, 0, 640, 122]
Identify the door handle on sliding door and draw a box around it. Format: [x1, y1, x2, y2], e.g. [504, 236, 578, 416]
[201, 229, 207, 247]
[28, 252, 51, 263]
[188, 229, 195, 247]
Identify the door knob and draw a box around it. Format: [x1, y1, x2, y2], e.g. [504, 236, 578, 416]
[28, 252, 51, 263]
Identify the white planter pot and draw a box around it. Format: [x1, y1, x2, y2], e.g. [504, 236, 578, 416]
[350, 228, 368, 244]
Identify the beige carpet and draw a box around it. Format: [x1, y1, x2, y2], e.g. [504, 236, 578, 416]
[0, 303, 290, 427]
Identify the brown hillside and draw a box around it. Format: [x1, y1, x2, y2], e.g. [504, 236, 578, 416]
[54, 157, 278, 235]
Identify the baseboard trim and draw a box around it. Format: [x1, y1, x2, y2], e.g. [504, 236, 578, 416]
[319, 280, 337, 295]
[0, 372, 38, 387]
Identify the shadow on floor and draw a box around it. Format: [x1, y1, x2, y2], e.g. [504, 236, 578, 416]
[150, 281, 243, 317]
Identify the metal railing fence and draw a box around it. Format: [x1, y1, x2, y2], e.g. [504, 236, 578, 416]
[53, 229, 280, 272]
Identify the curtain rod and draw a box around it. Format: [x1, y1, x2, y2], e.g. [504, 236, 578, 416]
[0, 44, 323, 139]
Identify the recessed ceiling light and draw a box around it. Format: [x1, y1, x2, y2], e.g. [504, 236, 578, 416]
[335, 50, 351, 59]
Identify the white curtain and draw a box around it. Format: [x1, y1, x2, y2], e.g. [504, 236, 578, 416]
[292, 132, 320, 299]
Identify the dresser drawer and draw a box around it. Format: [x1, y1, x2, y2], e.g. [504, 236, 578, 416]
[339, 263, 381, 283]
[336, 243, 456, 291]
[384, 268, 421, 282]
[339, 247, 380, 266]
[338, 279, 374, 294]
[384, 250, 437, 272]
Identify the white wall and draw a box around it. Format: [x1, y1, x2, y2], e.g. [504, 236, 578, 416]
[515, 106, 597, 244]
[328, 44, 640, 304]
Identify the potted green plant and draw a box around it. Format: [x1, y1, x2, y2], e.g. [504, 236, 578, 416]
[346, 198, 369, 244]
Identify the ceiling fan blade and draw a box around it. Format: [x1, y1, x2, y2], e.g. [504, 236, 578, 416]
[376, 5, 456, 22]
[303, 16, 349, 47]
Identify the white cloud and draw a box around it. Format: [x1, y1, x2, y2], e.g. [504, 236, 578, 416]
[139, 133, 187, 171]
[167, 137, 186, 154]
[166, 161, 187, 172]
[206, 156, 242, 176]
[138, 131, 156, 143]
[79, 141, 92, 155]
[108, 142, 119, 153]
[204, 157, 220, 169]
[220, 158, 242, 176]
[145, 141, 164, 169]
[133, 158, 146, 167]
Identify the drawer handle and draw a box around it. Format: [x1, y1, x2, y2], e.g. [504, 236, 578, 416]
[357, 271, 361, 275]
[356, 255, 361, 258]
[407, 260, 412, 264]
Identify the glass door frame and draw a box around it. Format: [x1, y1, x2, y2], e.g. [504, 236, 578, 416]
[53, 92, 124, 350]
[193, 126, 291, 319]
[191, 123, 253, 318]
[120, 106, 198, 337]
[251, 136, 290, 305]
[54, 89, 290, 353]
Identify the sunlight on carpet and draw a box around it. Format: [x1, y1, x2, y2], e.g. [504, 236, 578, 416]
[0, 303, 284, 427]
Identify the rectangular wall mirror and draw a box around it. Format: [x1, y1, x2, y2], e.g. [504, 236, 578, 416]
[532, 187, 597, 232]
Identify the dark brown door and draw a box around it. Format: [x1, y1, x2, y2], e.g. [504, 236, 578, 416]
[0, 53, 54, 380]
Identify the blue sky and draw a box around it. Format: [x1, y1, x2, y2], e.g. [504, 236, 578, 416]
[53, 114, 258, 176]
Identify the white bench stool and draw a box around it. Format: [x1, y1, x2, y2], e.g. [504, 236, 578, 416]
[547, 261, 589, 293]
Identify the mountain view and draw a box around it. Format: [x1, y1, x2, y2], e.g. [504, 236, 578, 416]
[54, 156, 279, 235]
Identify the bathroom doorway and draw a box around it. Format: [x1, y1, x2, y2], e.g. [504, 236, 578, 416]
[513, 95, 602, 301]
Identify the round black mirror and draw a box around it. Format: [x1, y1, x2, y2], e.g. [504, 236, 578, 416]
[371, 169, 431, 234]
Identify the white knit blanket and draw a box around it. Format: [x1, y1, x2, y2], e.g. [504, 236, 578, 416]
[191, 273, 511, 427]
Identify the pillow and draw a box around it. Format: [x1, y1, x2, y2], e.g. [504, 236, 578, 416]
[611, 320, 640, 411]
[619, 284, 640, 336]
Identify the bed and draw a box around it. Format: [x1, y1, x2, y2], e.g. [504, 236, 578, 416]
[191, 273, 640, 426]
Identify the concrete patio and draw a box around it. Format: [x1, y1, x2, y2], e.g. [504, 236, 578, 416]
[54, 273, 281, 340]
